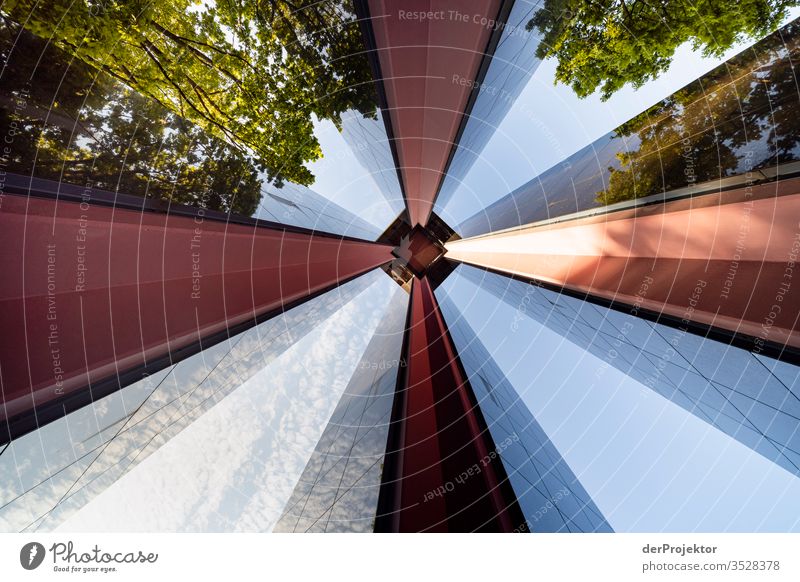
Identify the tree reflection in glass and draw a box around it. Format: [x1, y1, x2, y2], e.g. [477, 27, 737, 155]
[2, 0, 377, 187]
[0, 19, 263, 215]
[597, 19, 800, 205]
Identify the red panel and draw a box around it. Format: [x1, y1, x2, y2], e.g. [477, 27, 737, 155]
[395, 225, 445, 275]
[447, 182, 800, 349]
[386, 276, 521, 532]
[0, 195, 392, 422]
[368, 0, 501, 226]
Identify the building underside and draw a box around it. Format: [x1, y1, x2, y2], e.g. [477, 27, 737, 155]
[1, 1, 799, 532]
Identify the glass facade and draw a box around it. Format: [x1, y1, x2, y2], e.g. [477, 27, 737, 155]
[456, 18, 800, 237]
[274, 288, 407, 532]
[0, 271, 385, 531]
[434, 0, 545, 212]
[258, 182, 381, 241]
[339, 108, 407, 220]
[456, 264, 800, 477]
[0, 0, 798, 535]
[436, 289, 612, 532]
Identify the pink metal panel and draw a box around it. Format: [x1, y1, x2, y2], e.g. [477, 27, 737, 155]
[368, 0, 500, 226]
[0, 195, 393, 422]
[447, 183, 800, 349]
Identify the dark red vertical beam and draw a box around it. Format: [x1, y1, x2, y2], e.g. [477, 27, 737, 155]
[367, 0, 501, 227]
[377, 275, 523, 532]
[0, 194, 393, 432]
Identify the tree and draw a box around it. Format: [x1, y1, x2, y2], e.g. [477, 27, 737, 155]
[0, 20, 263, 215]
[528, 0, 798, 100]
[2, 0, 378, 186]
